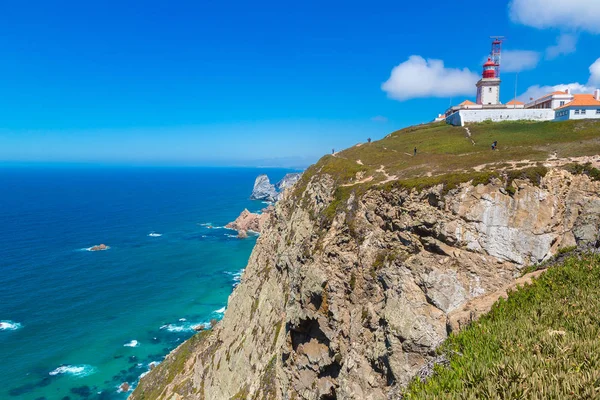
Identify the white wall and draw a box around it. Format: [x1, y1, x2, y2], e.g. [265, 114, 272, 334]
[446, 111, 463, 126]
[567, 107, 600, 120]
[447, 109, 555, 126]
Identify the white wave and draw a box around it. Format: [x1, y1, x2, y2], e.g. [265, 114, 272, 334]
[148, 361, 161, 369]
[200, 223, 224, 229]
[225, 234, 238, 238]
[0, 320, 22, 331]
[148, 232, 162, 237]
[49, 364, 96, 377]
[178, 318, 187, 322]
[215, 307, 226, 314]
[123, 340, 139, 347]
[139, 370, 150, 379]
[160, 323, 191, 333]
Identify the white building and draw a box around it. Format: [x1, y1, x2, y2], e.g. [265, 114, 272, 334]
[525, 90, 574, 110]
[444, 58, 556, 126]
[442, 40, 600, 126]
[554, 91, 600, 121]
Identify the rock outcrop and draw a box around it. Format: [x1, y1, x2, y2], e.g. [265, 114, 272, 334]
[226, 207, 273, 237]
[250, 173, 303, 202]
[131, 168, 600, 400]
[276, 173, 303, 192]
[250, 175, 278, 202]
[89, 244, 109, 251]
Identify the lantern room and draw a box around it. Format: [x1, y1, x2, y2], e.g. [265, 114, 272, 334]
[482, 58, 497, 79]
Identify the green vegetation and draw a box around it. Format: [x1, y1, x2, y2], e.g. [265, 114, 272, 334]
[403, 253, 600, 399]
[132, 330, 213, 399]
[254, 356, 278, 400]
[563, 162, 600, 181]
[292, 119, 600, 223]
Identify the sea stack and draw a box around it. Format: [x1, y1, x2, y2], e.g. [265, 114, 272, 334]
[249, 175, 278, 202]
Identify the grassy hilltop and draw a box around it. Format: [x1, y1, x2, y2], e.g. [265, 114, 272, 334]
[298, 119, 600, 189]
[293, 119, 600, 216]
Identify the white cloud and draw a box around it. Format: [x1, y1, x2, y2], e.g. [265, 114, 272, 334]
[381, 56, 479, 101]
[518, 58, 600, 101]
[518, 83, 593, 102]
[371, 115, 389, 123]
[501, 50, 541, 72]
[546, 34, 578, 59]
[509, 0, 600, 33]
[589, 58, 600, 85]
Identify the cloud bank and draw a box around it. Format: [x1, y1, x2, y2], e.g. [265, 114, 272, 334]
[509, 0, 600, 33]
[381, 56, 479, 101]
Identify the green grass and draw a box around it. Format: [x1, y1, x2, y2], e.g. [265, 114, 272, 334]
[295, 120, 600, 189]
[291, 120, 600, 225]
[402, 253, 600, 399]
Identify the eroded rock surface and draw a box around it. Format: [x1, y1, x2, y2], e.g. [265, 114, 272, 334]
[226, 207, 273, 237]
[131, 168, 600, 400]
[250, 174, 278, 202]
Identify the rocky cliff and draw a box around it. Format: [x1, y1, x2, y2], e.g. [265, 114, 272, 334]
[131, 163, 600, 400]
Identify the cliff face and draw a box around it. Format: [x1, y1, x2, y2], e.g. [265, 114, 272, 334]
[131, 168, 600, 400]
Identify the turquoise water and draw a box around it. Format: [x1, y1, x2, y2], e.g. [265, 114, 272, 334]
[0, 166, 292, 400]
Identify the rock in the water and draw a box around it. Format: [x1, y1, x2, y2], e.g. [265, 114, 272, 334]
[89, 244, 109, 251]
[226, 207, 273, 237]
[250, 175, 278, 202]
[119, 382, 130, 392]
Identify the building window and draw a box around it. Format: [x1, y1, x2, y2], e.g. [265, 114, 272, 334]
[575, 110, 580, 114]
[596, 109, 600, 114]
[582, 109, 587, 115]
[560, 101, 565, 106]
[489, 88, 492, 93]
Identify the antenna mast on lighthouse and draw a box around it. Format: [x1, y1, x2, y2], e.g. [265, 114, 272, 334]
[490, 36, 505, 78]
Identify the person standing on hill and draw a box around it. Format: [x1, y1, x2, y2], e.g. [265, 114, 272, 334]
[414, 147, 417, 156]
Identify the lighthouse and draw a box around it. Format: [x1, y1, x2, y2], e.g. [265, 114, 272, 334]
[476, 57, 501, 105]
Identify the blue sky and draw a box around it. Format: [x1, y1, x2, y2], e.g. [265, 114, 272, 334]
[1, 0, 599, 166]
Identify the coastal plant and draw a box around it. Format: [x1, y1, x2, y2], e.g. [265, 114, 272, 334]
[403, 253, 600, 399]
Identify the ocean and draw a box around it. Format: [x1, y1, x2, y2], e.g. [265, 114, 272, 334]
[0, 166, 294, 400]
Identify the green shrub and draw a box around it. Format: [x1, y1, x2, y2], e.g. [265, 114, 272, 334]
[403, 254, 600, 399]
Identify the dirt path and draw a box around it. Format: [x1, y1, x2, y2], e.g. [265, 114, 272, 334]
[472, 154, 600, 173]
[465, 127, 476, 146]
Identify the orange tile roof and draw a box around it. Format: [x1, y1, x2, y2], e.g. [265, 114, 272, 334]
[459, 100, 476, 106]
[556, 94, 600, 110]
[549, 91, 567, 96]
[506, 99, 524, 105]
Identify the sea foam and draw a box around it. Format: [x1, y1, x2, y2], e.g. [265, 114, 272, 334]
[0, 320, 22, 331]
[215, 307, 226, 314]
[49, 364, 96, 377]
[123, 340, 140, 347]
[148, 232, 162, 237]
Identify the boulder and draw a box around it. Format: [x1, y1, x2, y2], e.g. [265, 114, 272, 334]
[89, 244, 108, 251]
